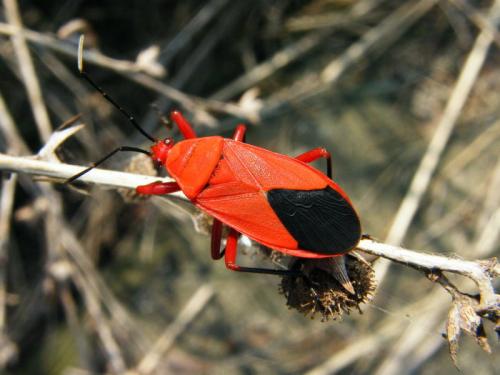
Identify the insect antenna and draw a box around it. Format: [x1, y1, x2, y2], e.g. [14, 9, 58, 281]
[65, 146, 151, 184]
[77, 35, 156, 143]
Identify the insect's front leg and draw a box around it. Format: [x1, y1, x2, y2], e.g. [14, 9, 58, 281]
[136, 181, 181, 195]
[295, 147, 332, 178]
[170, 111, 197, 139]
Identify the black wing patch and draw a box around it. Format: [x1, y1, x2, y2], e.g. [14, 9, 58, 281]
[267, 187, 361, 254]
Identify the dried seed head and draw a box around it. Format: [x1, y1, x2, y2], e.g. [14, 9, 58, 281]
[280, 254, 376, 321]
[118, 153, 158, 201]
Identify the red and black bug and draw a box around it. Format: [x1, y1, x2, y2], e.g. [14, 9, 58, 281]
[68, 46, 362, 277]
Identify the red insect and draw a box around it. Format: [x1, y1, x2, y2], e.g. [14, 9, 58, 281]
[68, 70, 362, 276]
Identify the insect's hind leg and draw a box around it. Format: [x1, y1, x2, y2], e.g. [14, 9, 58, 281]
[295, 147, 332, 178]
[224, 229, 299, 276]
[211, 219, 224, 260]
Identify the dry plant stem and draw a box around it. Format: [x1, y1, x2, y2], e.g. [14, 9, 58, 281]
[367, 7, 500, 367]
[405, 334, 446, 374]
[2, 151, 497, 293]
[357, 239, 498, 308]
[71, 267, 127, 373]
[0, 153, 184, 196]
[475, 206, 500, 257]
[212, 30, 330, 101]
[264, 0, 439, 112]
[60, 224, 149, 355]
[449, 0, 500, 47]
[371, 295, 449, 375]
[474, 157, 500, 256]
[3, 0, 52, 142]
[10, 124, 131, 370]
[135, 285, 215, 375]
[158, 0, 230, 66]
[0, 91, 29, 154]
[141, 2, 239, 132]
[0, 92, 24, 367]
[440, 119, 500, 179]
[377, 0, 500, 281]
[0, 22, 164, 77]
[1, 124, 155, 365]
[226, 0, 380, 101]
[59, 283, 91, 367]
[305, 292, 449, 375]
[128, 72, 250, 121]
[45, 184, 130, 371]
[0, 23, 249, 122]
[0, 175, 17, 331]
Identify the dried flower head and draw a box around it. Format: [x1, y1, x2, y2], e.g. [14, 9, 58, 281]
[280, 254, 376, 321]
[118, 153, 158, 201]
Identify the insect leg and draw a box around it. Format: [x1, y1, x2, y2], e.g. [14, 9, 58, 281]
[136, 181, 181, 195]
[232, 124, 246, 142]
[295, 147, 332, 178]
[65, 146, 151, 184]
[224, 229, 300, 276]
[170, 111, 197, 139]
[211, 219, 224, 260]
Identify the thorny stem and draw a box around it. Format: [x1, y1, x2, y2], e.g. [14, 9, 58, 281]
[0, 148, 497, 313]
[0, 152, 179, 193]
[357, 238, 499, 310]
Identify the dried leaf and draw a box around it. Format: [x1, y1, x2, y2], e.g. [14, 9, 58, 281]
[446, 293, 492, 366]
[446, 302, 461, 366]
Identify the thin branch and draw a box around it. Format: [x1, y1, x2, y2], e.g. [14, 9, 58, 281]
[0, 89, 23, 367]
[376, 0, 500, 282]
[357, 239, 499, 309]
[0, 21, 254, 123]
[262, 0, 439, 113]
[474, 157, 500, 256]
[305, 291, 449, 375]
[0, 22, 165, 77]
[71, 266, 127, 373]
[1, 105, 497, 371]
[2, 149, 497, 309]
[306, 238, 498, 375]
[448, 0, 500, 48]
[127, 72, 252, 121]
[214, 0, 382, 101]
[157, 0, 231, 66]
[372, 293, 449, 375]
[0, 90, 30, 154]
[2, 150, 498, 293]
[211, 30, 331, 101]
[58, 282, 91, 368]
[3, 0, 52, 142]
[135, 285, 215, 375]
[285, 0, 383, 32]
[0, 152, 184, 196]
[0, 175, 17, 331]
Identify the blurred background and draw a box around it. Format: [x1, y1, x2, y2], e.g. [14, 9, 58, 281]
[0, 0, 499, 374]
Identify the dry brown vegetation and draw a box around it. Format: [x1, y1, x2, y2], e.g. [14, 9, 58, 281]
[0, 0, 499, 374]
